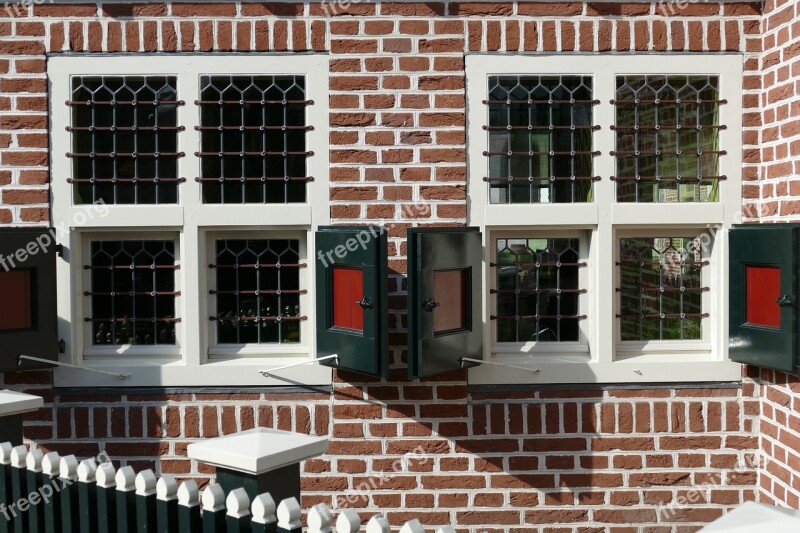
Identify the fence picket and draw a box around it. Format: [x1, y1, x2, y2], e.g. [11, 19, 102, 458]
[308, 503, 333, 533]
[365, 515, 391, 533]
[177, 480, 201, 533]
[0, 442, 13, 533]
[155, 475, 179, 533]
[399, 519, 425, 533]
[226, 488, 251, 533]
[59, 455, 80, 533]
[95, 463, 116, 533]
[41, 452, 61, 533]
[134, 470, 157, 533]
[25, 448, 44, 533]
[0, 440, 462, 533]
[250, 493, 276, 533]
[335, 509, 361, 533]
[77, 458, 98, 533]
[114, 466, 136, 533]
[202, 483, 226, 533]
[9, 445, 27, 533]
[276, 498, 302, 533]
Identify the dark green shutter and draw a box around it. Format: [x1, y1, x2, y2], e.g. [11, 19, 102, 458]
[408, 228, 483, 380]
[729, 224, 799, 373]
[315, 226, 388, 377]
[0, 228, 58, 371]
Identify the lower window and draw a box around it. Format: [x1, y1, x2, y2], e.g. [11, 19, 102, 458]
[491, 234, 588, 349]
[207, 233, 309, 356]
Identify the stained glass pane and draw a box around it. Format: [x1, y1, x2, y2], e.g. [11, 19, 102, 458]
[614, 75, 722, 203]
[618, 236, 708, 340]
[486, 76, 596, 204]
[87, 240, 178, 345]
[211, 239, 304, 344]
[70, 76, 181, 205]
[494, 238, 583, 342]
[198, 76, 310, 204]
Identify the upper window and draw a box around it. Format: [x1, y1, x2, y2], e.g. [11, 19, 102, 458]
[485, 75, 598, 204]
[197, 75, 312, 204]
[613, 75, 725, 203]
[69, 76, 183, 205]
[49, 55, 330, 387]
[466, 54, 743, 384]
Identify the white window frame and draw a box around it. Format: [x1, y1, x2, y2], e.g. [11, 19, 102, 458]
[466, 54, 743, 384]
[49, 54, 331, 387]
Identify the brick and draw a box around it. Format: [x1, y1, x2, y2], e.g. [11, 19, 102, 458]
[34, 4, 96, 16]
[172, 3, 236, 16]
[380, 2, 445, 16]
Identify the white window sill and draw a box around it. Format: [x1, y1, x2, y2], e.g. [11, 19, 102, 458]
[52, 357, 332, 387]
[468, 356, 742, 385]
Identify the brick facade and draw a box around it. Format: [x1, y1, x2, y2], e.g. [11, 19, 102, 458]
[748, 0, 800, 511]
[1, 0, 796, 530]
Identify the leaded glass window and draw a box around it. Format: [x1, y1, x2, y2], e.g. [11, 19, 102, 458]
[210, 239, 305, 344]
[196, 76, 311, 204]
[69, 76, 184, 205]
[492, 238, 586, 342]
[485, 76, 598, 204]
[613, 76, 726, 202]
[618, 236, 708, 340]
[86, 240, 179, 345]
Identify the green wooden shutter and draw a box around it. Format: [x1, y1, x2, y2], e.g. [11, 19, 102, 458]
[729, 224, 799, 374]
[0, 228, 58, 371]
[315, 226, 388, 377]
[408, 228, 483, 380]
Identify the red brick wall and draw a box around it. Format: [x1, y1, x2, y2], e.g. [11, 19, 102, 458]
[0, 1, 772, 529]
[749, 0, 800, 510]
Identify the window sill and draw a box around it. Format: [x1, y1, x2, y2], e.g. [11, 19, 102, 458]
[468, 356, 742, 385]
[52, 356, 332, 388]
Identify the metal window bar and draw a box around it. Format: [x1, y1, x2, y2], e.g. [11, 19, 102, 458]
[211, 239, 303, 344]
[610, 175, 727, 182]
[618, 237, 706, 341]
[85, 241, 178, 346]
[197, 75, 310, 204]
[613, 75, 723, 203]
[486, 75, 597, 205]
[69, 76, 182, 205]
[493, 238, 584, 343]
[483, 176, 601, 183]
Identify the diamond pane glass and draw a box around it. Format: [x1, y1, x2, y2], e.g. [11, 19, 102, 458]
[487, 75, 595, 204]
[70, 76, 181, 205]
[198, 76, 309, 204]
[614, 75, 721, 203]
[495, 238, 582, 342]
[212, 239, 303, 344]
[619, 236, 707, 341]
[88, 240, 178, 345]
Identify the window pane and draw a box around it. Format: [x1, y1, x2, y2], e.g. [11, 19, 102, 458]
[494, 238, 583, 342]
[487, 76, 595, 204]
[614, 75, 722, 203]
[618, 236, 708, 341]
[88, 240, 178, 345]
[212, 239, 303, 344]
[70, 76, 181, 205]
[198, 76, 309, 204]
